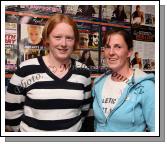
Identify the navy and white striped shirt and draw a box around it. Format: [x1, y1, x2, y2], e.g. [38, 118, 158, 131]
[5, 56, 92, 132]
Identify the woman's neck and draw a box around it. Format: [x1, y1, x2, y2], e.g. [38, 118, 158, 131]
[45, 53, 71, 68]
[111, 67, 133, 82]
[43, 53, 71, 78]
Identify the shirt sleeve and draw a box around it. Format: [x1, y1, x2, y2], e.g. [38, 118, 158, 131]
[5, 67, 26, 132]
[81, 74, 92, 118]
[141, 80, 155, 132]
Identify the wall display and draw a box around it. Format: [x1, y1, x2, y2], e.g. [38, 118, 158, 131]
[102, 5, 131, 26]
[64, 5, 99, 21]
[5, 22, 18, 73]
[5, 5, 155, 78]
[131, 10, 155, 71]
[131, 5, 155, 27]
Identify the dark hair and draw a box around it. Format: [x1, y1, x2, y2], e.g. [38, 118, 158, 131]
[112, 5, 127, 21]
[134, 52, 138, 56]
[79, 50, 95, 66]
[103, 29, 133, 50]
[136, 5, 140, 9]
[80, 50, 90, 59]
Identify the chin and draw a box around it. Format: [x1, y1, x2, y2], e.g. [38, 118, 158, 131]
[58, 56, 68, 60]
[58, 55, 70, 61]
[108, 64, 119, 72]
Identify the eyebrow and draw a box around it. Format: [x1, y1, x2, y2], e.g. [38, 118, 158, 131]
[114, 44, 121, 47]
[105, 43, 110, 48]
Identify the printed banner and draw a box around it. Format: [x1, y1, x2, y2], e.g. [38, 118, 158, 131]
[132, 25, 155, 42]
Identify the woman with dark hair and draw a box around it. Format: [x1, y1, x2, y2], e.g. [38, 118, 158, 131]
[92, 29, 155, 132]
[79, 50, 95, 67]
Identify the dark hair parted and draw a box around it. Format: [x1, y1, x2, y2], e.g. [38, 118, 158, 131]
[103, 29, 133, 50]
[42, 14, 79, 50]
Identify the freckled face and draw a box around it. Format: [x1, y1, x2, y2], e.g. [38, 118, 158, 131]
[47, 22, 75, 61]
[104, 33, 132, 73]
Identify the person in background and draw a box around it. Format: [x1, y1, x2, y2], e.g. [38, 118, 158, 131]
[21, 24, 43, 46]
[132, 5, 144, 25]
[131, 52, 142, 69]
[5, 48, 17, 65]
[143, 59, 151, 70]
[19, 24, 45, 61]
[76, 5, 95, 17]
[5, 14, 92, 132]
[92, 29, 155, 132]
[91, 32, 99, 47]
[79, 50, 95, 67]
[79, 33, 89, 48]
[111, 5, 127, 21]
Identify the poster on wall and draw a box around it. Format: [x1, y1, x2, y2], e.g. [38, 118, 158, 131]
[64, 5, 99, 21]
[5, 22, 18, 73]
[100, 48, 107, 67]
[71, 49, 99, 73]
[131, 40, 155, 71]
[131, 25, 155, 71]
[131, 5, 155, 27]
[102, 5, 131, 26]
[19, 24, 46, 62]
[77, 22, 100, 49]
[78, 30, 100, 50]
[132, 25, 155, 42]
